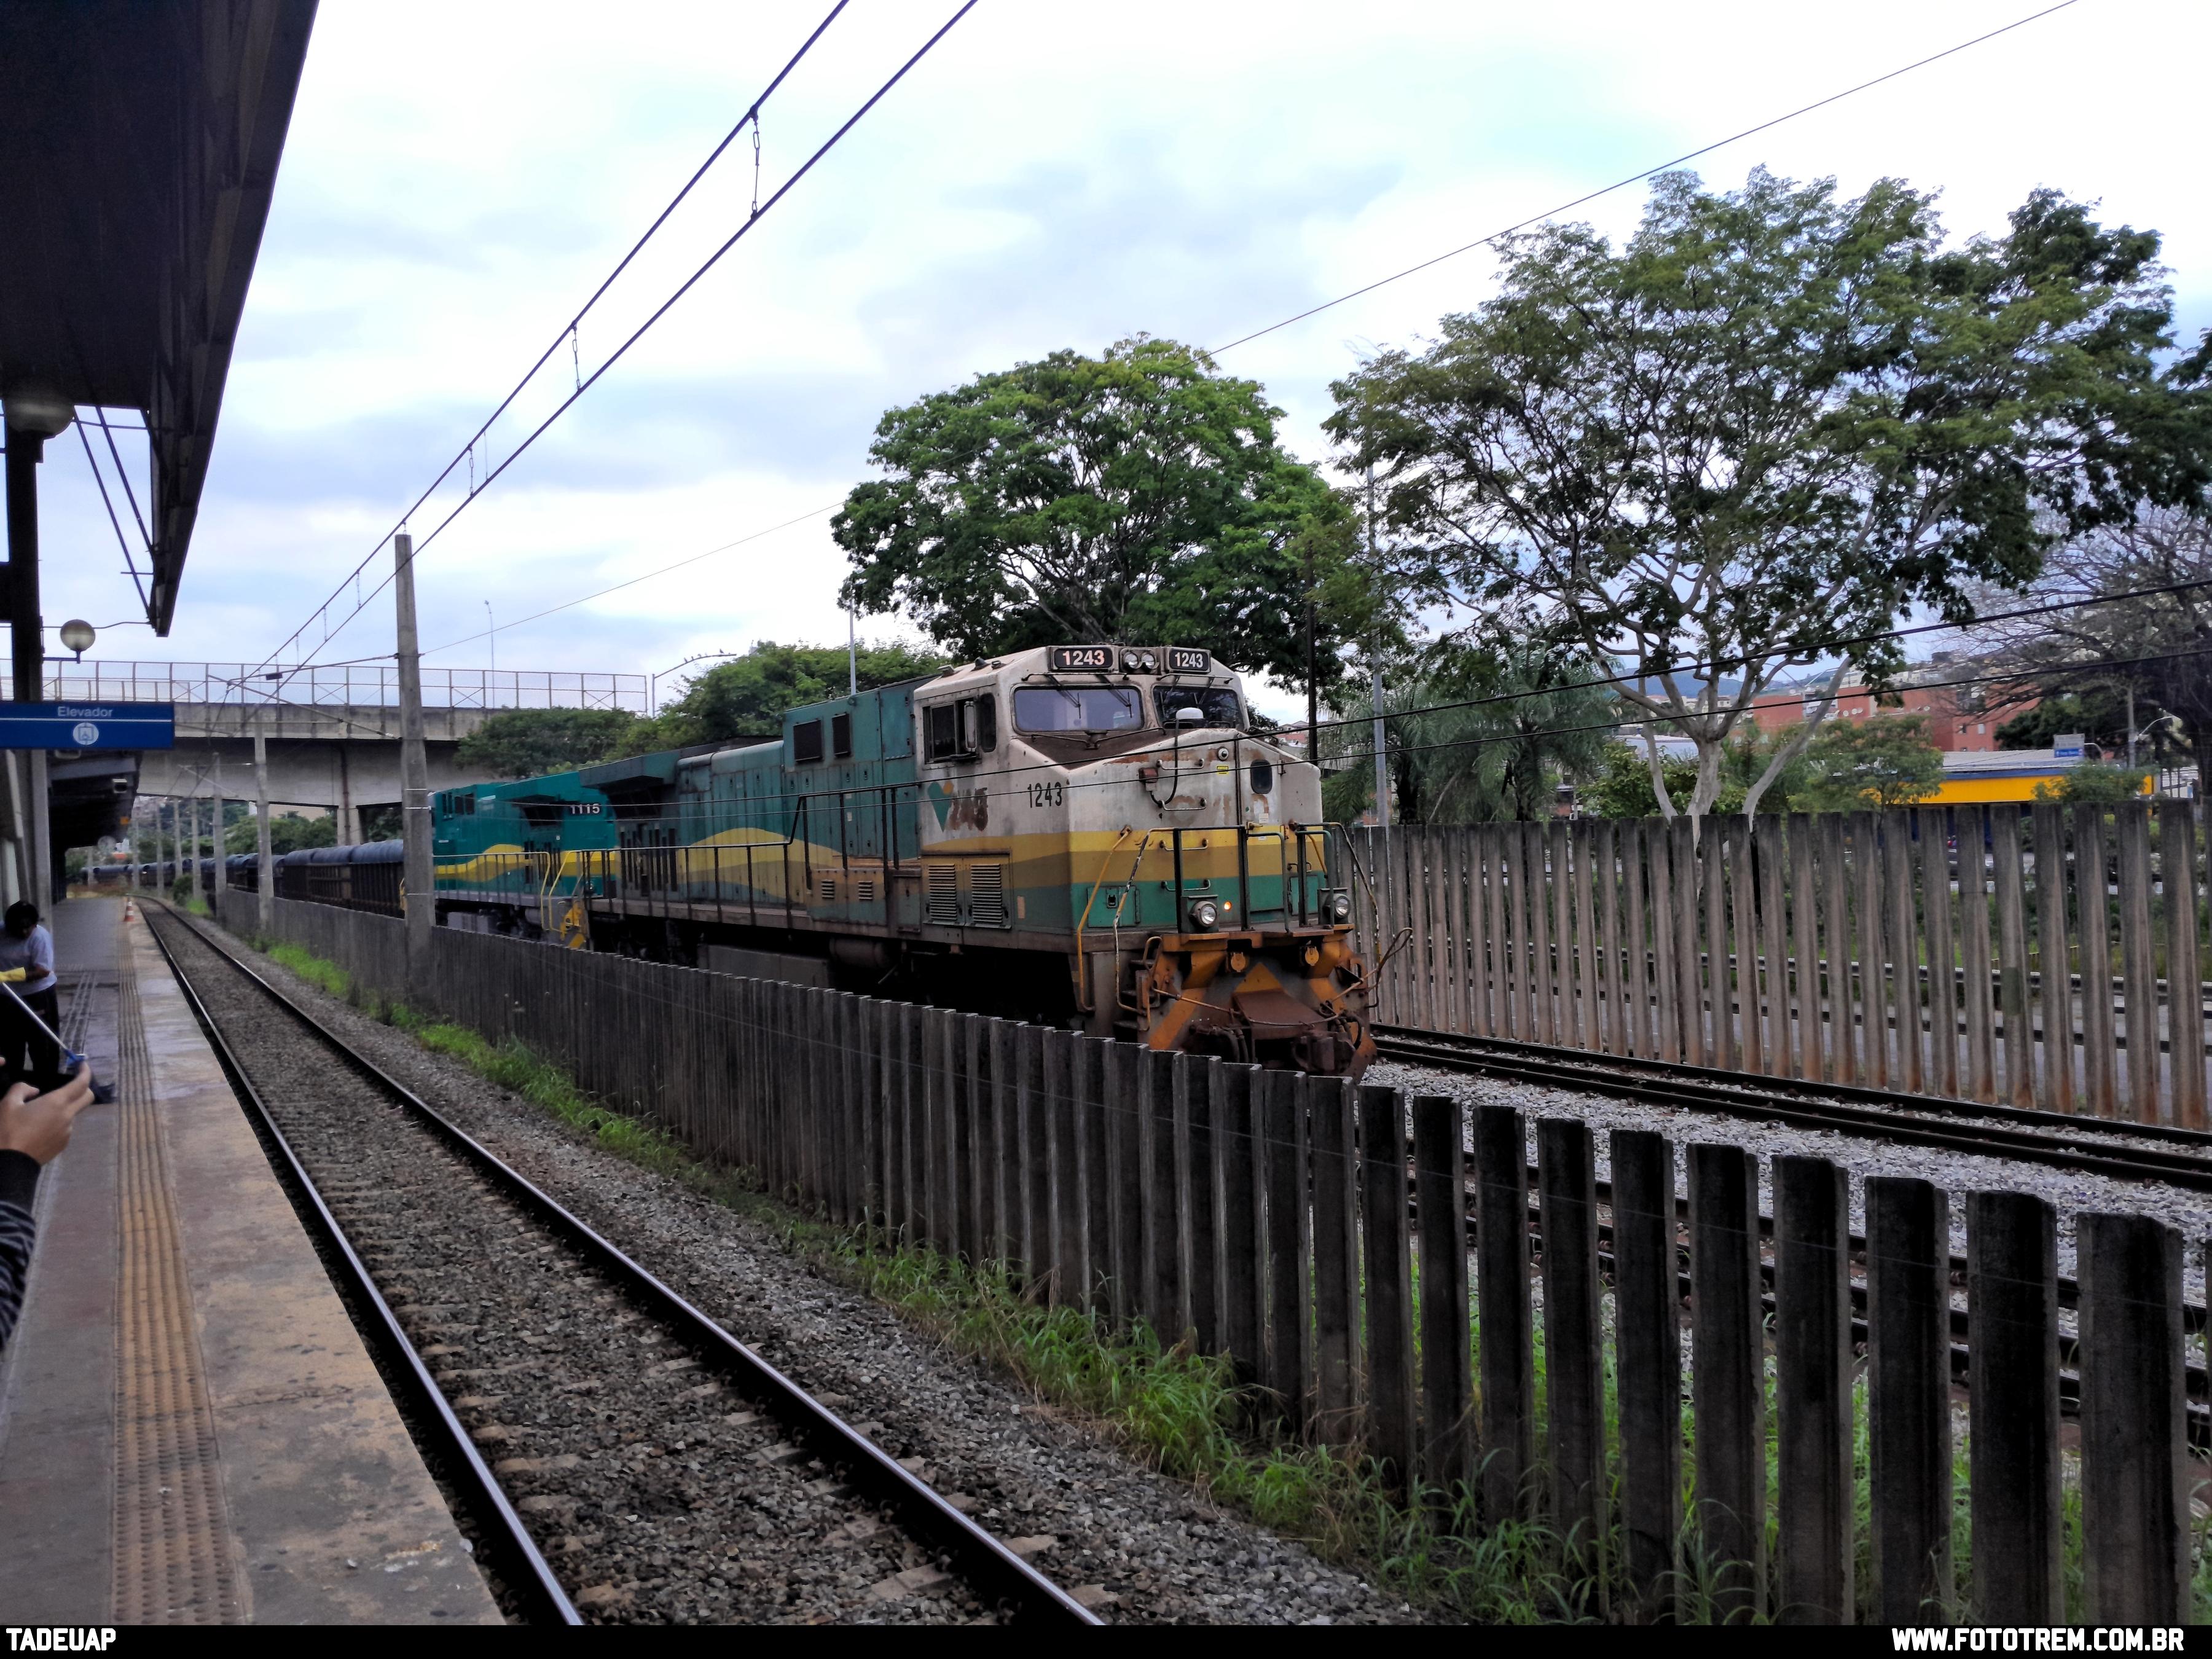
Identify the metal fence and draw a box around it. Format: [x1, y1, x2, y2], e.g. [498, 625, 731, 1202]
[29, 660, 646, 711]
[1350, 802, 2210, 1127]
[210, 888, 2208, 1622]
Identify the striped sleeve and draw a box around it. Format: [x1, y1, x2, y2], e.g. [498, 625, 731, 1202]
[0, 1150, 39, 1351]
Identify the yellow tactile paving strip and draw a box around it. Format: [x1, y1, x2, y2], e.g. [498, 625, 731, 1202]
[109, 936, 241, 1625]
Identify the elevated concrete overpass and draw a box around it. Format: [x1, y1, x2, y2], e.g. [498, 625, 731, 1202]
[51, 659, 645, 851]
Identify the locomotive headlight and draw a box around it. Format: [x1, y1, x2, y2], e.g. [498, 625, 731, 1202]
[1123, 651, 1142, 670]
[1328, 890, 1353, 924]
[1188, 896, 1220, 933]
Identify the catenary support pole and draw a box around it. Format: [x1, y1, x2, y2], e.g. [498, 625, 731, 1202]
[394, 531, 435, 962]
[254, 717, 275, 933]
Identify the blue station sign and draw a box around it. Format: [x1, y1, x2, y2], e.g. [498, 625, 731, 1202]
[0, 702, 176, 751]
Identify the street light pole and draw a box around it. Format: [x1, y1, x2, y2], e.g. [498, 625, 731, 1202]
[651, 650, 743, 715]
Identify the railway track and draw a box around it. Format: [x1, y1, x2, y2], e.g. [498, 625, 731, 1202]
[144, 904, 1098, 1627]
[1376, 1021, 2212, 1192]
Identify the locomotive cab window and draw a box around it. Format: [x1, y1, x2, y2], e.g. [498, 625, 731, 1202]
[831, 711, 853, 759]
[925, 696, 994, 761]
[792, 719, 825, 764]
[1011, 685, 1142, 734]
[1152, 685, 1242, 729]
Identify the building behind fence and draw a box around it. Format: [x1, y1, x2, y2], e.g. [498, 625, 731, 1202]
[213, 887, 2204, 1624]
[1349, 802, 2208, 1127]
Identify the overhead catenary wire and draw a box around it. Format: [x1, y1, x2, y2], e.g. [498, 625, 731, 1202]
[1208, 0, 2085, 357]
[419, 504, 837, 657]
[418, 640, 2212, 833]
[1288, 571, 2212, 745]
[246, 0, 867, 680]
[75, 420, 151, 613]
[240, 0, 2071, 691]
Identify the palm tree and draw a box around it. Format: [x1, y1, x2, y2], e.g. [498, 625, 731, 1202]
[1322, 639, 1617, 824]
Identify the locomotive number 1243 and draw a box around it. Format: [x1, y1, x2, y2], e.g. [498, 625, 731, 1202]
[1027, 780, 1065, 809]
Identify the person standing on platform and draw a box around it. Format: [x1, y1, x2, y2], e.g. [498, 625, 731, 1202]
[0, 903, 60, 1088]
[0, 1065, 95, 1349]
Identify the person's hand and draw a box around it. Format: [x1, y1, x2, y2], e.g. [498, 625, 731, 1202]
[0, 1065, 95, 1165]
[0, 968, 26, 982]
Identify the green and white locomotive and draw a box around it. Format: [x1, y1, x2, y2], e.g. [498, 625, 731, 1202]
[432, 644, 1374, 1075]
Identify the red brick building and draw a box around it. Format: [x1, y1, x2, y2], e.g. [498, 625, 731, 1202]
[1748, 658, 2034, 753]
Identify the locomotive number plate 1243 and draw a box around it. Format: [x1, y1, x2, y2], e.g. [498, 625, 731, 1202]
[1166, 647, 1210, 673]
[1048, 645, 1115, 672]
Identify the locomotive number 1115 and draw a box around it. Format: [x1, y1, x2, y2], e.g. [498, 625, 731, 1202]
[1027, 780, 1065, 809]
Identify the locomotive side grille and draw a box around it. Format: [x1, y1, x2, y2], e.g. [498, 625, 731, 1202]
[925, 861, 958, 925]
[970, 862, 1006, 928]
[817, 873, 838, 903]
[855, 875, 877, 904]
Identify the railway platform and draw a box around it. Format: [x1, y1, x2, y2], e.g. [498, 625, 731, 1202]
[0, 896, 500, 1626]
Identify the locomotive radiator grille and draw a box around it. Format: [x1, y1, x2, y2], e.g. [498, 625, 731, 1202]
[925, 861, 958, 925]
[970, 862, 1006, 928]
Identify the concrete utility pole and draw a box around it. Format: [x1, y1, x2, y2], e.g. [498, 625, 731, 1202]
[394, 531, 435, 963]
[254, 716, 275, 934]
[1367, 465, 1389, 830]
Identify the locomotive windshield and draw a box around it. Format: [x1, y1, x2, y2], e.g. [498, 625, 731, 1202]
[1012, 684, 1143, 733]
[1153, 685, 1242, 728]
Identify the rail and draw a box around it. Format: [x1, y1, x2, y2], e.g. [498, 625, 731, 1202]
[215, 885, 2212, 1623]
[158, 901, 1099, 1626]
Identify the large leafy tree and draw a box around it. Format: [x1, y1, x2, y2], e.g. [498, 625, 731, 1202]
[1328, 168, 2211, 826]
[834, 336, 1361, 689]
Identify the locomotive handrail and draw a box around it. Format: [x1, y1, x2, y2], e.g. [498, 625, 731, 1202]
[1071, 828, 1143, 1014]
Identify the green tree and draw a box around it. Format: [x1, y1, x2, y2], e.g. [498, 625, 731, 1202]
[834, 335, 1361, 691]
[1787, 713, 1945, 811]
[1328, 169, 2212, 826]
[646, 640, 945, 750]
[455, 708, 640, 779]
[224, 811, 339, 855]
[2033, 763, 2153, 806]
[1994, 688, 2135, 753]
[594, 640, 946, 760]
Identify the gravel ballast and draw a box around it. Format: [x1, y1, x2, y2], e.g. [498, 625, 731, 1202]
[171, 910, 1407, 1626]
[1368, 1055, 2212, 1308]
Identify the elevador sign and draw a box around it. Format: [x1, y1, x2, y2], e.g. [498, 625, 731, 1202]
[0, 702, 175, 751]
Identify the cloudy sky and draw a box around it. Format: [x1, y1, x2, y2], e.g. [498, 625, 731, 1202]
[36, 0, 2212, 715]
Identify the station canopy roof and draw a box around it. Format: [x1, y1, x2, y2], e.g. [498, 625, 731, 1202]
[0, 0, 316, 633]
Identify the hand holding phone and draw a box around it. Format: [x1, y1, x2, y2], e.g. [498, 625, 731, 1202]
[0, 1066, 95, 1166]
